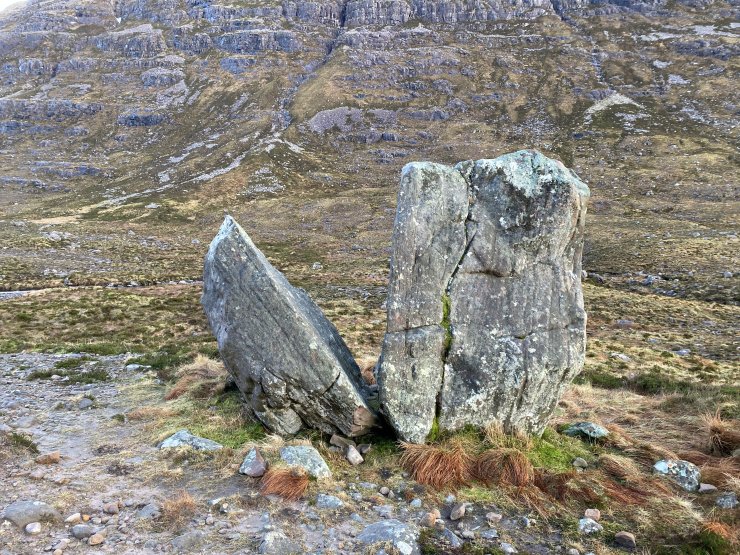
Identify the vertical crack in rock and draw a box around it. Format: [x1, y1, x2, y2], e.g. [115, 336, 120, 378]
[202, 215, 376, 437]
[380, 150, 589, 442]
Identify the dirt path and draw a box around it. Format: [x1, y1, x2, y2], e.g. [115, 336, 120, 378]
[0, 353, 566, 554]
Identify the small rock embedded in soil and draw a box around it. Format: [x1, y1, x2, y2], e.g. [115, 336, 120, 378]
[564, 422, 609, 440]
[572, 457, 588, 468]
[65, 513, 81, 524]
[449, 502, 466, 521]
[88, 532, 105, 545]
[615, 531, 637, 548]
[422, 510, 440, 527]
[158, 429, 223, 451]
[357, 519, 420, 555]
[239, 447, 267, 477]
[279, 445, 331, 479]
[716, 492, 738, 509]
[346, 444, 364, 465]
[71, 524, 96, 539]
[24, 522, 42, 535]
[584, 508, 601, 521]
[699, 483, 717, 493]
[578, 517, 603, 534]
[35, 451, 61, 465]
[316, 494, 343, 510]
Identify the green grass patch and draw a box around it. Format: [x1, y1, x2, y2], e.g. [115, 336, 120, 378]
[27, 367, 110, 384]
[9, 432, 39, 454]
[576, 368, 625, 389]
[54, 356, 94, 370]
[527, 428, 593, 472]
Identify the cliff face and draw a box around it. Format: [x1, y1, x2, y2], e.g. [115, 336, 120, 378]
[0, 0, 737, 304]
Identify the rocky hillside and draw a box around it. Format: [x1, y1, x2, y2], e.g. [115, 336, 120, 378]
[0, 0, 737, 305]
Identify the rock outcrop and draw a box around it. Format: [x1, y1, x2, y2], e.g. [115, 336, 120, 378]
[378, 150, 590, 443]
[202, 216, 376, 437]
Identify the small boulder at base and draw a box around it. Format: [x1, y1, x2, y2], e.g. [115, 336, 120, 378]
[578, 518, 603, 534]
[279, 445, 331, 479]
[2, 500, 61, 529]
[259, 530, 303, 554]
[716, 492, 738, 509]
[564, 422, 609, 440]
[378, 150, 589, 442]
[158, 430, 223, 451]
[615, 531, 637, 548]
[357, 519, 420, 555]
[653, 459, 700, 492]
[201, 216, 376, 437]
[239, 447, 267, 477]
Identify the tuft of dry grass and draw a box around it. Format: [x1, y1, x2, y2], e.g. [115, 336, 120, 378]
[161, 490, 197, 530]
[599, 454, 642, 482]
[260, 468, 309, 501]
[602, 478, 650, 505]
[400, 438, 473, 491]
[165, 355, 227, 401]
[703, 520, 739, 545]
[678, 450, 716, 467]
[483, 421, 533, 451]
[533, 469, 577, 500]
[699, 458, 740, 489]
[627, 442, 679, 467]
[472, 448, 534, 488]
[702, 411, 740, 456]
[127, 406, 177, 421]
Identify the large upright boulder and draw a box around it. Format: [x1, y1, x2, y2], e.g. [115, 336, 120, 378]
[202, 216, 376, 437]
[379, 150, 590, 443]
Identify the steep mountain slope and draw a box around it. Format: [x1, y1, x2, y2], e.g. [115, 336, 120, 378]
[0, 0, 737, 306]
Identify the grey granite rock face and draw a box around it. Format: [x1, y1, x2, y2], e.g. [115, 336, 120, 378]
[279, 445, 331, 479]
[2, 500, 61, 529]
[158, 430, 223, 451]
[653, 459, 701, 491]
[379, 150, 589, 443]
[202, 216, 376, 437]
[357, 519, 420, 555]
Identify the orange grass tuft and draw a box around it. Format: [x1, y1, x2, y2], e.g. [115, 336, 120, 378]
[161, 490, 197, 530]
[678, 450, 716, 467]
[533, 469, 577, 500]
[400, 438, 472, 491]
[699, 458, 740, 489]
[599, 454, 642, 481]
[603, 478, 649, 505]
[472, 448, 534, 487]
[260, 468, 309, 501]
[165, 355, 227, 401]
[703, 520, 739, 545]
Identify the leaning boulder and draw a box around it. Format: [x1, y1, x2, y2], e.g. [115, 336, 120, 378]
[379, 150, 590, 443]
[202, 216, 376, 437]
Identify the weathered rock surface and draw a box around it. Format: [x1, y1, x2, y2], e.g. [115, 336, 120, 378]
[202, 215, 376, 437]
[158, 429, 223, 451]
[379, 150, 589, 442]
[279, 445, 331, 479]
[2, 500, 61, 529]
[239, 447, 268, 477]
[653, 459, 701, 491]
[357, 519, 420, 555]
